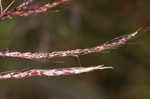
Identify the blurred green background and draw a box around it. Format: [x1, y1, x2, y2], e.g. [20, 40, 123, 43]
[0, 0, 150, 99]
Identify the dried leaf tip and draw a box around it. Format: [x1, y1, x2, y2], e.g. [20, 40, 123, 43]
[95, 65, 114, 70]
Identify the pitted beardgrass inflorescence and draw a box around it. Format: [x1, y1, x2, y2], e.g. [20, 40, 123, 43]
[0, 0, 149, 79]
[0, 0, 70, 19]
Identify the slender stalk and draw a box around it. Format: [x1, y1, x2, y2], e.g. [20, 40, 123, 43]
[0, 0, 2, 13]
[3, 0, 16, 14]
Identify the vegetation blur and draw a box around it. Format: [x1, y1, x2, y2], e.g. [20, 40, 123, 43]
[0, 0, 150, 99]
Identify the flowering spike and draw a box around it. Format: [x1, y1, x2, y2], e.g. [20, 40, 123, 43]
[0, 0, 70, 20]
[0, 27, 148, 60]
[0, 65, 113, 79]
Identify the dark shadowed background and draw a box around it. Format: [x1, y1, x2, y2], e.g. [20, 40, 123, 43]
[0, 0, 150, 99]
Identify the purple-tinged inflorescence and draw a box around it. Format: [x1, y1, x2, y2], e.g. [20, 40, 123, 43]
[0, 65, 113, 79]
[0, 27, 148, 60]
[0, 0, 148, 80]
[0, 0, 70, 20]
